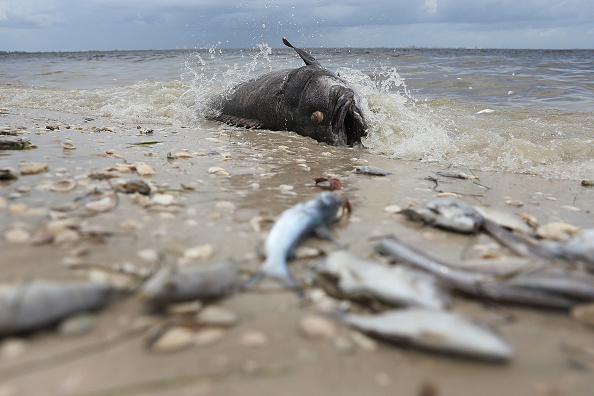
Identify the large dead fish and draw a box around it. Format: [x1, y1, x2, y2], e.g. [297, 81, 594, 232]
[317, 250, 451, 309]
[339, 308, 513, 361]
[0, 280, 113, 336]
[242, 192, 343, 295]
[207, 38, 367, 146]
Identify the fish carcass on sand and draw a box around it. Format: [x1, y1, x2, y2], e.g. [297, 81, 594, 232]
[317, 250, 451, 309]
[242, 192, 344, 295]
[339, 308, 513, 361]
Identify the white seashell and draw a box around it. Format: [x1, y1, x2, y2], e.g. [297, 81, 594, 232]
[135, 163, 156, 176]
[50, 179, 77, 193]
[207, 167, 229, 176]
[84, 197, 114, 213]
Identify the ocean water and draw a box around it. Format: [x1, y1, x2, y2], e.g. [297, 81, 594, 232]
[1, 46, 593, 179]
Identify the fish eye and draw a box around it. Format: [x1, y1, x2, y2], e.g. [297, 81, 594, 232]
[311, 111, 324, 124]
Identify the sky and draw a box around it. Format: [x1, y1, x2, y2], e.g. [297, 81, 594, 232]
[1, 0, 593, 52]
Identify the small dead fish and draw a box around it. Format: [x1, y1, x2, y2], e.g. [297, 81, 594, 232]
[138, 262, 238, 307]
[339, 308, 513, 361]
[401, 197, 483, 233]
[507, 268, 594, 301]
[318, 250, 451, 309]
[376, 238, 578, 309]
[351, 166, 392, 176]
[242, 192, 343, 295]
[436, 170, 476, 180]
[0, 281, 113, 336]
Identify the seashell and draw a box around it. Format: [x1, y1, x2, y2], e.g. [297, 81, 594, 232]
[151, 193, 175, 206]
[299, 315, 336, 339]
[50, 179, 77, 193]
[536, 222, 581, 241]
[196, 306, 239, 327]
[20, 162, 48, 175]
[383, 205, 402, 214]
[4, 228, 31, 243]
[207, 167, 229, 176]
[150, 327, 195, 353]
[184, 244, 214, 260]
[61, 142, 76, 150]
[135, 163, 156, 176]
[84, 196, 114, 213]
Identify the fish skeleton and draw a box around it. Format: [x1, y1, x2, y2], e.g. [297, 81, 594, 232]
[207, 38, 367, 146]
[242, 192, 343, 295]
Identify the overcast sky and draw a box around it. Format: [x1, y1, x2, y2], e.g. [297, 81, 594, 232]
[1, 0, 593, 51]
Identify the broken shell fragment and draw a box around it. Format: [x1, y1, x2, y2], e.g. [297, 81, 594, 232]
[84, 196, 115, 213]
[50, 179, 77, 193]
[20, 162, 49, 175]
[207, 167, 229, 176]
[135, 163, 156, 176]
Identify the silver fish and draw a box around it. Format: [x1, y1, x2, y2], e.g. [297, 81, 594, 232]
[340, 308, 513, 361]
[318, 250, 451, 309]
[243, 192, 343, 294]
[549, 229, 594, 265]
[376, 237, 578, 309]
[0, 280, 113, 336]
[400, 197, 483, 233]
[507, 268, 594, 301]
[351, 166, 392, 176]
[138, 262, 238, 307]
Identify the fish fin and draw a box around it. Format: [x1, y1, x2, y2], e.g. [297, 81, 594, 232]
[282, 38, 322, 68]
[205, 114, 263, 129]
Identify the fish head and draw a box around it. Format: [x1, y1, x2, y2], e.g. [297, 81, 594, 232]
[309, 192, 344, 223]
[296, 72, 367, 146]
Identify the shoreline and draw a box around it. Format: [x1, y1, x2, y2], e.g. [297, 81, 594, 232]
[1, 107, 594, 395]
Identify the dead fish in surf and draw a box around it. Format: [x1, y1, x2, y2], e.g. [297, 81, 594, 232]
[338, 308, 513, 361]
[316, 250, 451, 309]
[242, 192, 344, 295]
[207, 38, 367, 146]
[0, 280, 113, 336]
[543, 229, 594, 266]
[138, 261, 238, 308]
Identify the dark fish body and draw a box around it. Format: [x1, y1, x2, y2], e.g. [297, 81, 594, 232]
[244, 192, 343, 293]
[0, 281, 112, 335]
[207, 39, 367, 146]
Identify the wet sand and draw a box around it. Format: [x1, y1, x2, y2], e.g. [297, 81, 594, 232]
[1, 107, 594, 396]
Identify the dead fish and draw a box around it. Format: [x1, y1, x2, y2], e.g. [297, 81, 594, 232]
[317, 250, 451, 309]
[138, 262, 238, 307]
[548, 229, 594, 265]
[242, 192, 343, 295]
[436, 170, 476, 180]
[339, 308, 513, 361]
[376, 237, 578, 309]
[400, 197, 483, 233]
[0, 281, 113, 336]
[351, 166, 392, 176]
[507, 268, 594, 301]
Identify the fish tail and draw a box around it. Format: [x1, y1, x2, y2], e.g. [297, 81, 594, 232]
[239, 258, 304, 297]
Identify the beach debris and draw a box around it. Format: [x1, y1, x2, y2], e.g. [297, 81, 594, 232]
[536, 222, 581, 241]
[0, 137, 34, 150]
[84, 196, 115, 213]
[571, 303, 594, 328]
[149, 326, 195, 353]
[207, 166, 229, 176]
[376, 237, 578, 309]
[351, 166, 392, 176]
[61, 142, 76, 150]
[0, 281, 113, 336]
[240, 330, 268, 347]
[114, 179, 151, 195]
[138, 261, 238, 307]
[316, 250, 451, 309]
[196, 306, 239, 327]
[88, 169, 121, 180]
[20, 162, 48, 175]
[241, 192, 343, 295]
[50, 179, 77, 193]
[0, 167, 18, 181]
[581, 180, 594, 187]
[46, 125, 60, 130]
[168, 151, 192, 159]
[314, 177, 342, 191]
[337, 308, 513, 361]
[383, 205, 402, 214]
[298, 315, 336, 339]
[400, 197, 483, 233]
[436, 170, 477, 180]
[135, 163, 156, 176]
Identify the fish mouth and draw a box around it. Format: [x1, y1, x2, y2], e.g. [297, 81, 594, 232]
[331, 91, 367, 146]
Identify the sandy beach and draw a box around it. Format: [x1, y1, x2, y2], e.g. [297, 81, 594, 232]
[1, 107, 594, 396]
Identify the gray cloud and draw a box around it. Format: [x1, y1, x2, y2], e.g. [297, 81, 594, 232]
[0, 0, 592, 51]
